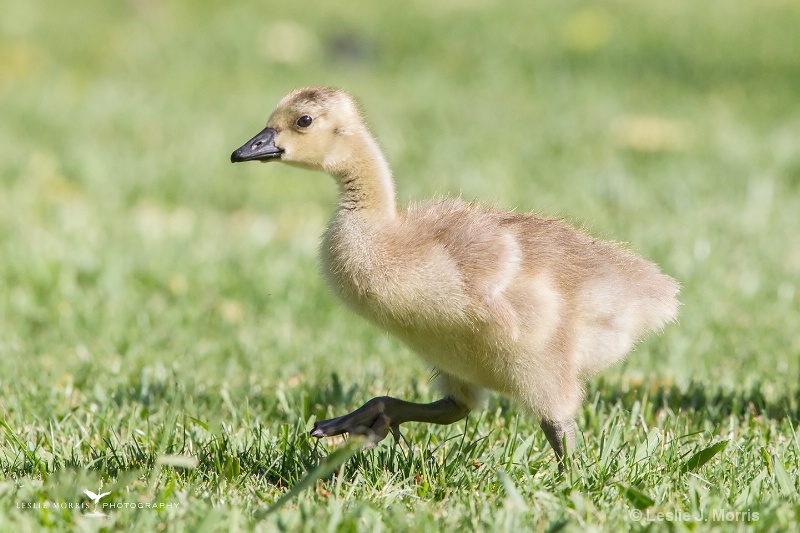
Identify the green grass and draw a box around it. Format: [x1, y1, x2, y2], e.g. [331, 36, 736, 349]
[1, 0, 799, 530]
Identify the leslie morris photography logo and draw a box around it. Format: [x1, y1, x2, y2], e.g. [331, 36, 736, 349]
[80, 486, 181, 517]
[83, 488, 111, 518]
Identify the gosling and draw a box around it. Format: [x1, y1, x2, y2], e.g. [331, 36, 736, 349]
[230, 87, 679, 467]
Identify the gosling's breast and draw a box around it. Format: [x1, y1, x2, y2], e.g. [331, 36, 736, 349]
[320, 212, 473, 330]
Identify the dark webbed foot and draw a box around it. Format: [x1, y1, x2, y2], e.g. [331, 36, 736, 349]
[310, 397, 401, 444]
[311, 396, 470, 445]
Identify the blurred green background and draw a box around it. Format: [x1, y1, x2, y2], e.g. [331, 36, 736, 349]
[1, 0, 799, 528]
[2, 0, 797, 391]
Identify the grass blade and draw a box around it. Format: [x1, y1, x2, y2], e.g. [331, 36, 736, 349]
[156, 454, 199, 469]
[617, 482, 655, 510]
[497, 469, 527, 510]
[680, 440, 729, 473]
[264, 437, 367, 514]
[772, 456, 796, 498]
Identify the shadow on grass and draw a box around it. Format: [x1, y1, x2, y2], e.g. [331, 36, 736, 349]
[595, 379, 800, 425]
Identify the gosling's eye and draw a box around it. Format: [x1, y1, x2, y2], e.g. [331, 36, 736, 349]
[296, 115, 313, 128]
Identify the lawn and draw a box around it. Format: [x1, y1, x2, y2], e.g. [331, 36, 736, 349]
[1, 0, 799, 530]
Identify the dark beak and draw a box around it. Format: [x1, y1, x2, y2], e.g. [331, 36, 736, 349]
[230, 127, 283, 163]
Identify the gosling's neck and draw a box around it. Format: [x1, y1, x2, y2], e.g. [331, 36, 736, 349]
[326, 128, 397, 219]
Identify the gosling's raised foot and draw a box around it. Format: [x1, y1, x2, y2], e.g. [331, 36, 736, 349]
[311, 397, 400, 445]
[311, 396, 470, 446]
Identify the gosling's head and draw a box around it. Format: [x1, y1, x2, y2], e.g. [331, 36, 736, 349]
[231, 87, 365, 172]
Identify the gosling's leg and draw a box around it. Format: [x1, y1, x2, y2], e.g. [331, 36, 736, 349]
[311, 396, 470, 444]
[540, 418, 576, 472]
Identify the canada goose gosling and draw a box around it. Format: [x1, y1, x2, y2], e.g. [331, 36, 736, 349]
[231, 87, 680, 468]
